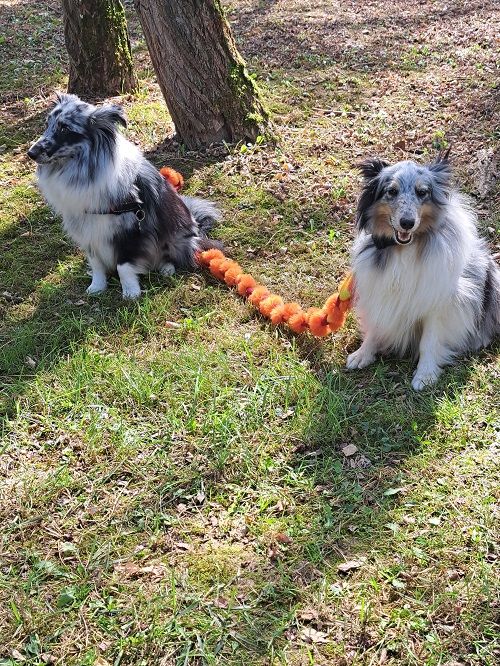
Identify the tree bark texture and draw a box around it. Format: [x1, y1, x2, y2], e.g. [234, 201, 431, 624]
[134, 0, 269, 149]
[61, 0, 137, 97]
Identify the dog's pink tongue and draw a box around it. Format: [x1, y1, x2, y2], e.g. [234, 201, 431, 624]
[397, 231, 411, 242]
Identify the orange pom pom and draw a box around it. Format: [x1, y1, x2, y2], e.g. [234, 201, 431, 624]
[237, 274, 257, 296]
[209, 257, 226, 280]
[218, 259, 234, 276]
[326, 307, 347, 331]
[288, 310, 309, 334]
[223, 265, 243, 286]
[324, 292, 340, 314]
[160, 167, 184, 191]
[259, 295, 283, 317]
[269, 304, 286, 325]
[307, 307, 330, 337]
[248, 286, 270, 306]
[199, 248, 224, 265]
[281, 302, 301, 321]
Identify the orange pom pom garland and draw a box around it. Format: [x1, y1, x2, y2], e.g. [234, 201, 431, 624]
[159, 165, 354, 338]
[196, 248, 354, 338]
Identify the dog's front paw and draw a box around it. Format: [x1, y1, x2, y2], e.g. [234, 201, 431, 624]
[160, 262, 176, 277]
[86, 280, 107, 295]
[346, 347, 376, 370]
[122, 284, 141, 300]
[411, 365, 441, 391]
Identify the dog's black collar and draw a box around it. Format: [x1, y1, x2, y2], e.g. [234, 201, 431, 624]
[109, 201, 145, 221]
[88, 200, 145, 221]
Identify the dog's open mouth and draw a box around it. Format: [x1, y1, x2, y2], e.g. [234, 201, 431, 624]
[394, 230, 413, 245]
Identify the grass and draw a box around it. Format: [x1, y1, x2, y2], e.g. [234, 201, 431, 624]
[0, 1, 499, 665]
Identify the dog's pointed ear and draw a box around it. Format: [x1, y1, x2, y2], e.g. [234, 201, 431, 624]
[429, 144, 452, 173]
[435, 144, 452, 164]
[90, 104, 127, 129]
[356, 159, 388, 231]
[428, 144, 452, 182]
[358, 158, 390, 180]
[427, 145, 452, 204]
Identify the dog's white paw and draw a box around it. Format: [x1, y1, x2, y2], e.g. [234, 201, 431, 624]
[86, 280, 107, 295]
[121, 284, 142, 300]
[117, 263, 141, 300]
[160, 262, 176, 277]
[346, 347, 376, 370]
[411, 366, 441, 391]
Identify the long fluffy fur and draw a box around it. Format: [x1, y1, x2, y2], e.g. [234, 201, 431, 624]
[347, 156, 500, 390]
[28, 94, 221, 298]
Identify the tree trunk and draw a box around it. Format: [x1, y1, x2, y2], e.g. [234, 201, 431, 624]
[133, 0, 269, 149]
[61, 0, 137, 97]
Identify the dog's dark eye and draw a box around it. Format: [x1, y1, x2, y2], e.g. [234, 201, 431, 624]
[386, 186, 399, 197]
[416, 188, 428, 198]
[59, 124, 69, 134]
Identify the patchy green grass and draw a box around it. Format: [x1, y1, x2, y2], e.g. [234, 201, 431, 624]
[0, 1, 499, 665]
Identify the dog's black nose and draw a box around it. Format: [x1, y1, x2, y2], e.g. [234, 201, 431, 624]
[27, 144, 41, 160]
[400, 218, 415, 230]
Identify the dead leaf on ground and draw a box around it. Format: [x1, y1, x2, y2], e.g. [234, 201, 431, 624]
[275, 532, 293, 544]
[114, 562, 168, 580]
[297, 609, 319, 622]
[446, 569, 464, 581]
[25, 355, 37, 369]
[337, 558, 365, 573]
[212, 597, 229, 608]
[299, 627, 329, 643]
[383, 487, 405, 496]
[40, 654, 55, 665]
[341, 443, 358, 457]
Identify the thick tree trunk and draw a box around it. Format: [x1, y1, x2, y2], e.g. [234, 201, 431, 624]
[61, 0, 137, 97]
[133, 0, 269, 149]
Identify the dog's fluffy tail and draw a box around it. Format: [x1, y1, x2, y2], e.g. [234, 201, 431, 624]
[181, 195, 221, 235]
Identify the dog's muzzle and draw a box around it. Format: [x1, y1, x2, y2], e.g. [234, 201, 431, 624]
[392, 218, 416, 245]
[27, 141, 53, 163]
[27, 142, 43, 161]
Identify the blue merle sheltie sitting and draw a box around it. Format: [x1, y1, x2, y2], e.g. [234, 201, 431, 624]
[28, 94, 221, 299]
[347, 153, 500, 390]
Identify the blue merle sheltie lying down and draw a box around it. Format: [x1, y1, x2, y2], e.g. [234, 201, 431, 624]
[347, 154, 500, 390]
[28, 94, 221, 299]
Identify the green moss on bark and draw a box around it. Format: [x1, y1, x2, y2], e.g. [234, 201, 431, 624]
[228, 62, 270, 137]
